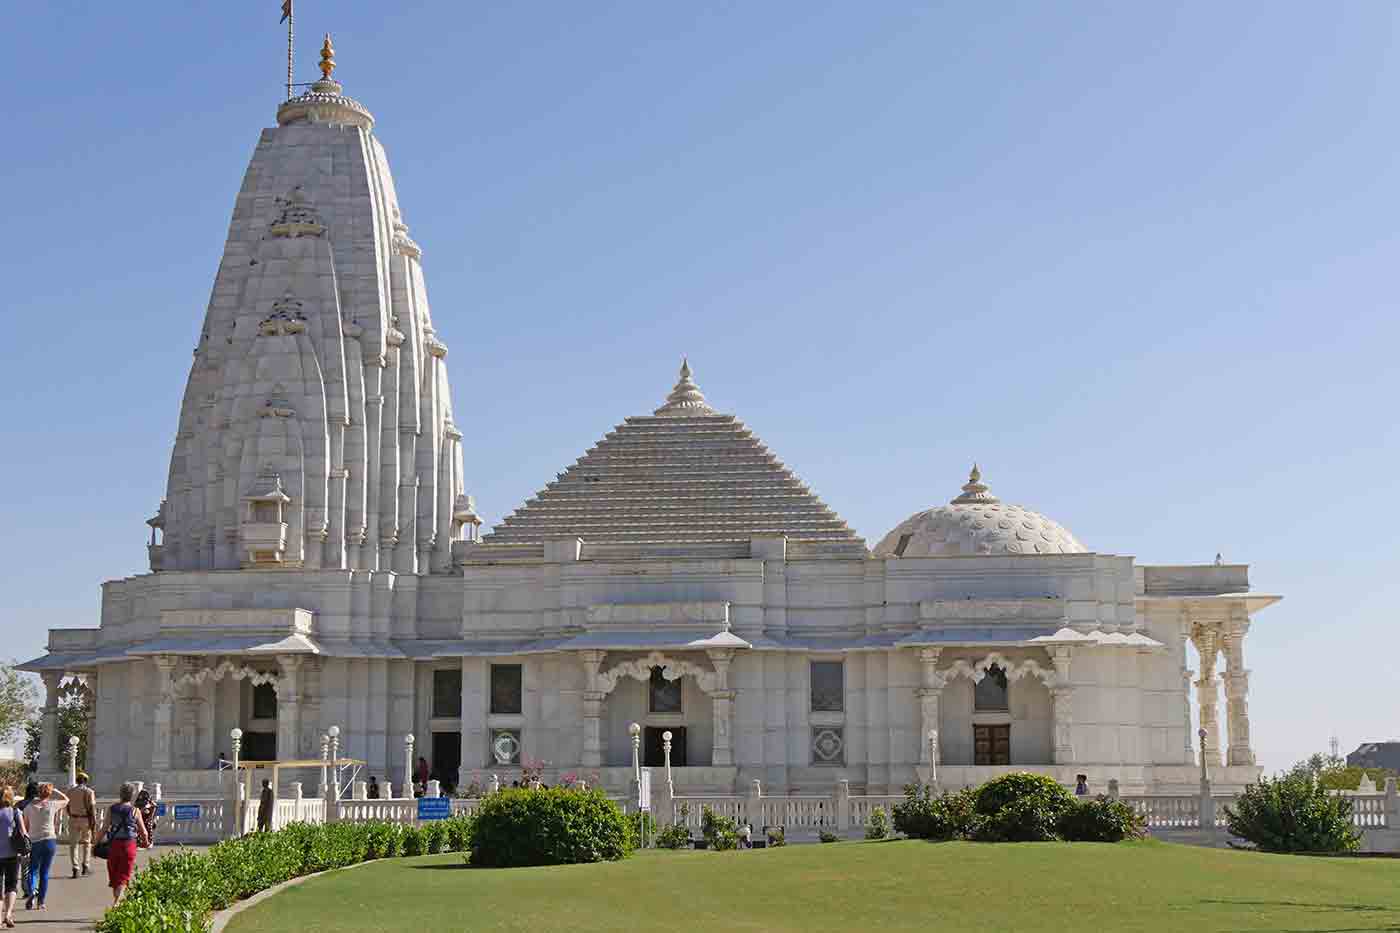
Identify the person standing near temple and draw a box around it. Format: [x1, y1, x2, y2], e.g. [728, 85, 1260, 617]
[257, 780, 274, 832]
[0, 786, 28, 928]
[14, 783, 36, 909]
[367, 777, 380, 800]
[67, 772, 96, 878]
[104, 783, 149, 905]
[21, 783, 68, 912]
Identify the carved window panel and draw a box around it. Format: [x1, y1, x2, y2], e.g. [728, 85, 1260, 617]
[810, 661, 844, 712]
[433, 668, 462, 719]
[490, 729, 522, 766]
[648, 667, 682, 714]
[812, 726, 845, 766]
[490, 664, 522, 715]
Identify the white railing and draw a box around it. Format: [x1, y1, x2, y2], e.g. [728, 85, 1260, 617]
[335, 798, 419, 824]
[761, 796, 833, 830]
[848, 795, 903, 829]
[1123, 795, 1203, 828]
[1346, 794, 1388, 828]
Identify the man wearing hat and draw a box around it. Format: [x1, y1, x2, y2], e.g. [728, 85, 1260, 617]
[67, 772, 97, 878]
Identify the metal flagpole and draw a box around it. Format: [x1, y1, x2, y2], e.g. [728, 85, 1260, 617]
[281, 0, 294, 100]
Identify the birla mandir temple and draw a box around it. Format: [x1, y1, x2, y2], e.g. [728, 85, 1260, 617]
[21, 44, 1279, 800]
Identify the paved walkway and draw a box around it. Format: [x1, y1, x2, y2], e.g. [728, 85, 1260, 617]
[9, 844, 201, 932]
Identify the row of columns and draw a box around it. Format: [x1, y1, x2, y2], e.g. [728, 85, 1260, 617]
[1189, 611, 1254, 767]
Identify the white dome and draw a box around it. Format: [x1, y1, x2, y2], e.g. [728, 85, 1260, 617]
[874, 466, 1086, 558]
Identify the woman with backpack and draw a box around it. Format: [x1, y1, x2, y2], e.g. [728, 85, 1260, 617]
[0, 786, 30, 928]
[99, 783, 149, 905]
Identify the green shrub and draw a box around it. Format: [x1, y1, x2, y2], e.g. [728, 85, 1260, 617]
[469, 787, 632, 868]
[627, 810, 657, 848]
[700, 806, 739, 851]
[1057, 796, 1146, 842]
[865, 806, 890, 840]
[765, 826, 786, 847]
[365, 821, 403, 859]
[655, 821, 692, 849]
[818, 829, 840, 843]
[421, 820, 448, 854]
[892, 785, 978, 841]
[401, 824, 426, 856]
[971, 772, 1076, 842]
[1225, 774, 1361, 853]
[443, 813, 475, 852]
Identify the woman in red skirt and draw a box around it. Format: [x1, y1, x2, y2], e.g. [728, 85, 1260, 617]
[103, 784, 149, 904]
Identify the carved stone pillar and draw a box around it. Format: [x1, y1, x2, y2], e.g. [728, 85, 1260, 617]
[1178, 613, 1196, 763]
[1223, 613, 1254, 766]
[706, 649, 735, 767]
[1049, 646, 1074, 764]
[1191, 626, 1223, 767]
[300, 659, 322, 759]
[579, 650, 606, 768]
[151, 658, 178, 772]
[39, 672, 61, 772]
[83, 673, 98, 771]
[276, 655, 305, 761]
[915, 648, 944, 764]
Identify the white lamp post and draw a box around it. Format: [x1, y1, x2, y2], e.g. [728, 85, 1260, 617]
[628, 722, 641, 784]
[230, 727, 244, 836]
[1198, 727, 1209, 789]
[66, 735, 80, 788]
[319, 734, 330, 797]
[661, 730, 673, 789]
[328, 725, 341, 800]
[927, 729, 939, 790]
[404, 733, 415, 799]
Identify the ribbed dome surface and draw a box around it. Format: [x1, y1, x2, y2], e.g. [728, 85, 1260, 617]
[874, 466, 1086, 557]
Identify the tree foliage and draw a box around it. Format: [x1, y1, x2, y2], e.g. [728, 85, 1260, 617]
[0, 664, 38, 746]
[23, 696, 87, 771]
[1224, 773, 1361, 853]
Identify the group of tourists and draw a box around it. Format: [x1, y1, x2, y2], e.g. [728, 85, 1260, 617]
[0, 775, 152, 926]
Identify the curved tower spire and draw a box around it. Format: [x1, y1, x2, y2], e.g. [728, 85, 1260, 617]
[155, 52, 465, 575]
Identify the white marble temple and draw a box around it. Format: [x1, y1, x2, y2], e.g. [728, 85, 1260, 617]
[21, 49, 1279, 799]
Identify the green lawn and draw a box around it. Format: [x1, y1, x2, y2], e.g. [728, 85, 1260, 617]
[226, 840, 1400, 933]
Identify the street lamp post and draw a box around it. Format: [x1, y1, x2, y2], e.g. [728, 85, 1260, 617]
[328, 725, 341, 801]
[66, 735, 80, 788]
[230, 727, 244, 836]
[927, 729, 939, 791]
[319, 734, 330, 798]
[404, 734, 415, 799]
[662, 730, 673, 789]
[1198, 727, 1209, 790]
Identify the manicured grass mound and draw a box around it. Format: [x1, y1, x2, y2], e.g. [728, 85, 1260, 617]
[226, 840, 1400, 933]
[470, 786, 632, 867]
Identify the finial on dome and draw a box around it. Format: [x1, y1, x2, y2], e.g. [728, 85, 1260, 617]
[319, 34, 336, 80]
[654, 357, 716, 416]
[951, 462, 999, 505]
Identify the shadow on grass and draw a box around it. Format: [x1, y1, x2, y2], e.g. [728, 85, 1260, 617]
[1199, 900, 1390, 913]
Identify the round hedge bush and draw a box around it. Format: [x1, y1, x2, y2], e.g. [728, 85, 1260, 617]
[469, 787, 632, 867]
[972, 772, 1077, 842]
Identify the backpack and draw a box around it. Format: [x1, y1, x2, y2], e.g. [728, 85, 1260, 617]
[9, 807, 29, 858]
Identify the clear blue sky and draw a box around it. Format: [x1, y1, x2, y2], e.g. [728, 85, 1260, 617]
[2, 3, 1397, 774]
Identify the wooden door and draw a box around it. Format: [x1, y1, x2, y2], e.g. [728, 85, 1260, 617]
[974, 725, 1011, 765]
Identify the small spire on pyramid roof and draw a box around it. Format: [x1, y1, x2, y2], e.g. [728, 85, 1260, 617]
[319, 34, 336, 80]
[654, 357, 716, 416]
[951, 462, 1000, 505]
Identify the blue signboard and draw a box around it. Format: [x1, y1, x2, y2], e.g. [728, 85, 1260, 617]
[155, 802, 168, 817]
[417, 797, 451, 821]
[173, 804, 202, 822]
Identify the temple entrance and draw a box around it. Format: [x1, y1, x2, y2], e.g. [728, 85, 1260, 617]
[243, 731, 277, 761]
[974, 724, 1010, 765]
[432, 732, 461, 789]
[644, 726, 685, 767]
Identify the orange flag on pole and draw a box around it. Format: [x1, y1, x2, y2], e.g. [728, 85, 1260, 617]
[280, 0, 292, 23]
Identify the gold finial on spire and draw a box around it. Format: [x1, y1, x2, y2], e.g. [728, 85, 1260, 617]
[319, 34, 336, 80]
[951, 462, 999, 505]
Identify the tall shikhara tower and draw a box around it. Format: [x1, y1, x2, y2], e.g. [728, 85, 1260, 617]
[155, 38, 469, 575]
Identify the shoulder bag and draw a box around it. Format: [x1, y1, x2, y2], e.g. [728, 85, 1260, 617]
[93, 806, 125, 861]
[10, 806, 29, 858]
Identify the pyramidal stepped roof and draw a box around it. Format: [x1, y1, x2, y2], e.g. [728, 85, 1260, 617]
[484, 362, 864, 547]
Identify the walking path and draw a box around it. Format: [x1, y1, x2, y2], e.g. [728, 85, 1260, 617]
[11, 844, 202, 932]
